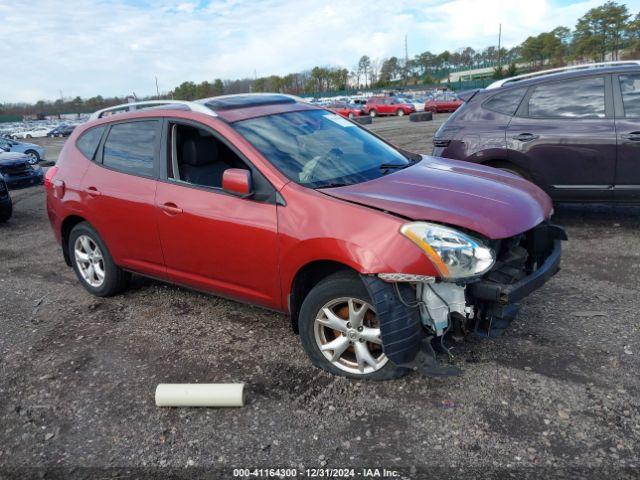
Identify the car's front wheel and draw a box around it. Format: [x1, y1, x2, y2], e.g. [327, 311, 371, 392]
[348, 112, 354, 119]
[298, 271, 409, 380]
[69, 222, 131, 297]
[396, 109, 405, 117]
[24, 150, 40, 165]
[369, 110, 377, 117]
[0, 198, 12, 223]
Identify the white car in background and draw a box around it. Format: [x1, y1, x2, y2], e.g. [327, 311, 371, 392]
[403, 97, 426, 112]
[11, 127, 50, 139]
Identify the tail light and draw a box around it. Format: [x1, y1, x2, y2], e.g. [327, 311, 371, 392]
[44, 166, 58, 190]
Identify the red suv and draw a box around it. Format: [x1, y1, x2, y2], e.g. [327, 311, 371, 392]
[45, 94, 565, 380]
[362, 96, 416, 117]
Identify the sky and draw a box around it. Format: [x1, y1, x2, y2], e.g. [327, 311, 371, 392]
[1, 0, 640, 103]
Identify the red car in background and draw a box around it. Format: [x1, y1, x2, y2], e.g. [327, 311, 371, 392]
[362, 96, 416, 117]
[424, 92, 463, 113]
[327, 102, 363, 119]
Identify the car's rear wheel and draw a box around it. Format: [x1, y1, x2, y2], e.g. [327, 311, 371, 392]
[69, 222, 130, 297]
[348, 112, 354, 119]
[298, 271, 409, 380]
[369, 110, 377, 117]
[499, 167, 525, 178]
[24, 150, 40, 165]
[26, 134, 32, 139]
[396, 109, 405, 117]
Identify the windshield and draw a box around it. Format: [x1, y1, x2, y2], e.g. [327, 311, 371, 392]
[233, 109, 416, 188]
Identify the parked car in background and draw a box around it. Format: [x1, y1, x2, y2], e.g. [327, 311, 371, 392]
[432, 61, 640, 202]
[45, 95, 564, 380]
[406, 97, 426, 112]
[424, 92, 463, 113]
[327, 102, 363, 119]
[0, 175, 12, 222]
[48, 125, 76, 137]
[362, 96, 416, 117]
[0, 137, 46, 164]
[11, 126, 50, 139]
[0, 152, 44, 189]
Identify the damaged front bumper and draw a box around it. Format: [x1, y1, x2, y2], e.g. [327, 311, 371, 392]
[469, 238, 563, 305]
[363, 223, 567, 376]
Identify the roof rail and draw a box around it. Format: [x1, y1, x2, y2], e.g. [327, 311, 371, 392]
[486, 60, 640, 89]
[89, 100, 217, 120]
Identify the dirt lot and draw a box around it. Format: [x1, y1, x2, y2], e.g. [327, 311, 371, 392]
[1, 115, 639, 479]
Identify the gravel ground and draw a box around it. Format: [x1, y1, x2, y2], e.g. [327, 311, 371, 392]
[1, 115, 639, 479]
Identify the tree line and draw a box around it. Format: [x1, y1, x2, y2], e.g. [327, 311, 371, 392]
[1, 1, 638, 117]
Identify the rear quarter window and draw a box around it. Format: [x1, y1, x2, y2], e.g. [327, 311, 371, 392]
[76, 126, 106, 160]
[483, 87, 527, 115]
[102, 121, 159, 177]
[527, 76, 605, 118]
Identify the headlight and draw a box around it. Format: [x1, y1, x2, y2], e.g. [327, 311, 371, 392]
[400, 222, 495, 279]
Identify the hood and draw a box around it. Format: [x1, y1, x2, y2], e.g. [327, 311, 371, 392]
[320, 156, 553, 240]
[10, 140, 39, 150]
[0, 152, 30, 166]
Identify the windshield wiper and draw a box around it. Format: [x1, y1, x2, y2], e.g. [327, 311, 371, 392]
[315, 182, 353, 189]
[379, 159, 419, 174]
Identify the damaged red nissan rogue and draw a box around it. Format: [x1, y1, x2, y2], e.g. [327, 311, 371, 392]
[45, 94, 566, 379]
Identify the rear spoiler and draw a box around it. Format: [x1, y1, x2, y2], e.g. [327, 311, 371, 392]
[457, 89, 481, 102]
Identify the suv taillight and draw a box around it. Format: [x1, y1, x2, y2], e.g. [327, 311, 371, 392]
[44, 166, 58, 190]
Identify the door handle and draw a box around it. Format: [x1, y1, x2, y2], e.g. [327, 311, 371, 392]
[84, 186, 101, 196]
[512, 133, 539, 142]
[621, 132, 640, 142]
[160, 202, 183, 215]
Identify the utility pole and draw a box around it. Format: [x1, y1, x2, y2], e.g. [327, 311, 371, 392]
[155, 76, 160, 98]
[497, 23, 502, 68]
[404, 34, 409, 86]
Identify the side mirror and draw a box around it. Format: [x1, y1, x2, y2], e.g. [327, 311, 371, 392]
[222, 168, 252, 197]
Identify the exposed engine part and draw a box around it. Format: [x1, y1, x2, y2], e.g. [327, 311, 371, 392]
[418, 282, 467, 336]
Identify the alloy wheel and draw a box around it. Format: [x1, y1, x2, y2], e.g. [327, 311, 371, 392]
[26, 152, 38, 165]
[74, 235, 106, 287]
[313, 297, 387, 375]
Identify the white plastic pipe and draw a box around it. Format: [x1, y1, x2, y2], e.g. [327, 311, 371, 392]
[155, 383, 245, 407]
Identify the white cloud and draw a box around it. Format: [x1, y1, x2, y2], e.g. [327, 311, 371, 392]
[1, 0, 639, 103]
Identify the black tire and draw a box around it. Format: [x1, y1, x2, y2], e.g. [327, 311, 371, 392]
[396, 109, 405, 117]
[348, 112, 354, 119]
[409, 112, 433, 122]
[68, 222, 131, 297]
[369, 109, 377, 117]
[353, 116, 373, 125]
[298, 271, 410, 380]
[0, 199, 12, 223]
[24, 150, 40, 165]
[26, 134, 32, 139]
[500, 167, 525, 178]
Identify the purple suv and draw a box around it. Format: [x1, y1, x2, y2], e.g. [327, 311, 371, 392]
[432, 64, 640, 202]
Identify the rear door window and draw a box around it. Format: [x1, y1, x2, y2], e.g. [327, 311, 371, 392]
[527, 76, 605, 118]
[102, 121, 159, 177]
[618, 74, 640, 117]
[483, 87, 527, 115]
[76, 126, 106, 160]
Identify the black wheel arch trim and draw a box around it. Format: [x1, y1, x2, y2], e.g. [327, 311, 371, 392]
[360, 274, 423, 365]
